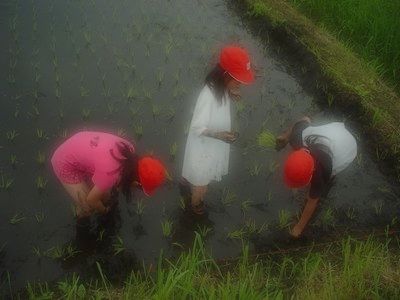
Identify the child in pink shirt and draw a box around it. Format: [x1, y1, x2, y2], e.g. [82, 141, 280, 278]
[51, 131, 166, 218]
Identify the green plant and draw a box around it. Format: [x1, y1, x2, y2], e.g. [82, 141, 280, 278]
[135, 199, 145, 216]
[36, 128, 48, 140]
[227, 228, 246, 240]
[134, 124, 143, 139]
[113, 236, 125, 255]
[32, 246, 41, 257]
[36, 175, 48, 192]
[345, 207, 357, 220]
[151, 104, 161, 117]
[196, 225, 212, 239]
[36, 151, 46, 166]
[10, 154, 18, 168]
[157, 69, 164, 86]
[169, 142, 178, 159]
[374, 201, 383, 216]
[9, 212, 25, 225]
[248, 162, 262, 176]
[6, 130, 19, 142]
[278, 209, 291, 229]
[257, 130, 275, 148]
[0, 174, 14, 191]
[241, 199, 253, 214]
[221, 188, 236, 206]
[46, 243, 79, 260]
[81, 108, 91, 121]
[165, 106, 176, 121]
[35, 212, 45, 223]
[80, 86, 90, 98]
[319, 207, 335, 229]
[161, 219, 174, 238]
[179, 197, 186, 210]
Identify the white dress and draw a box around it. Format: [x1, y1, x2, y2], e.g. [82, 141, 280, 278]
[182, 85, 231, 186]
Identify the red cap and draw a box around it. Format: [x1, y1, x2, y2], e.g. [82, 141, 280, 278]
[284, 149, 314, 188]
[219, 46, 254, 85]
[138, 157, 166, 196]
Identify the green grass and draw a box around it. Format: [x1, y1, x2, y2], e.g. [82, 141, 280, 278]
[21, 234, 400, 299]
[290, 0, 400, 89]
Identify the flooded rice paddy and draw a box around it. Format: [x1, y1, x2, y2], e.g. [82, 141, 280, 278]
[0, 0, 399, 292]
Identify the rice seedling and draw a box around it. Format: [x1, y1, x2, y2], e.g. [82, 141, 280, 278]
[97, 229, 105, 242]
[257, 130, 275, 148]
[10, 154, 18, 168]
[221, 187, 236, 206]
[113, 236, 125, 255]
[319, 207, 335, 230]
[81, 108, 91, 121]
[373, 200, 383, 216]
[165, 106, 176, 121]
[266, 191, 272, 203]
[152, 104, 161, 118]
[0, 174, 14, 191]
[227, 228, 246, 240]
[143, 89, 152, 101]
[52, 55, 58, 69]
[7, 73, 16, 84]
[135, 198, 145, 216]
[32, 246, 42, 257]
[36, 129, 48, 140]
[196, 224, 212, 239]
[179, 197, 186, 210]
[161, 219, 174, 238]
[126, 86, 137, 101]
[83, 31, 91, 47]
[356, 153, 363, 167]
[6, 129, 19, 142]
[169, 142, 178, 159]
[46, 244, 79, 260]
[244, 219, 258, 236]
[133, 124, 143, 139]
[36, 175, 48, 192]
[10, 212, 25, 225]
[268, 161, 280, 174]
[248, 161, 262, 177]
[35, 212, 45, 223]
[241, 199, 253, 214]
[345, 207, 357, 221]
[278, 209, 291, 229]
[36, 151, 45, 166]
[156, 69, 164, 86]
[80, 86, 90, 97]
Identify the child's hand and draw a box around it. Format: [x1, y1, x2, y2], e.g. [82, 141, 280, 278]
[275, 135, 288, 151]
[290, 224, 303, 238]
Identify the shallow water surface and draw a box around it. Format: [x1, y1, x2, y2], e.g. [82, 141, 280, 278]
[0, 0, 398, 292]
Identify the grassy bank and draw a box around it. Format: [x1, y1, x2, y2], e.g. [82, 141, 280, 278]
[289, 0, 400, 90]
[239, 0, 400, 179]
[20, 233, 400, 299]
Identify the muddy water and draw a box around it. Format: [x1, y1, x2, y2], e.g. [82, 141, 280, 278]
[0, 0, 398, 293]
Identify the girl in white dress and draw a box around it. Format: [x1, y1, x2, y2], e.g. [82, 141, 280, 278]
[182, 46, 254, 214]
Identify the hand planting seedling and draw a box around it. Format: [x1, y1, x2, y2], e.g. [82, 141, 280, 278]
[112, 236, 125, 255]
[9, 212, 25, 225]
[161, 219, 174, 238]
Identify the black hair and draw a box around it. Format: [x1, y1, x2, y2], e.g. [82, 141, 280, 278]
[108, 142, 139, 201]
[304, 135, 333, 157]
[205, 64, 229, 104]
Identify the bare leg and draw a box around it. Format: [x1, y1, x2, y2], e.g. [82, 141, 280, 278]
[191, 185, 207, 215]
[62, 182, 92, 218]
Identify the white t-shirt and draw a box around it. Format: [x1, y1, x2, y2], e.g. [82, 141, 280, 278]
[182, 85, 231, 186]
[302, 122, 357, 175]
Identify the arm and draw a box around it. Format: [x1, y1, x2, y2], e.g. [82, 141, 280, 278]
[86, 186, 110, 214]
[290, 195, 319, 238]
[276, 116, 311, 151]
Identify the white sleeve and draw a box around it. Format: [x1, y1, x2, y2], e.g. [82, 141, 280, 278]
[190, 87, 213, 136]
